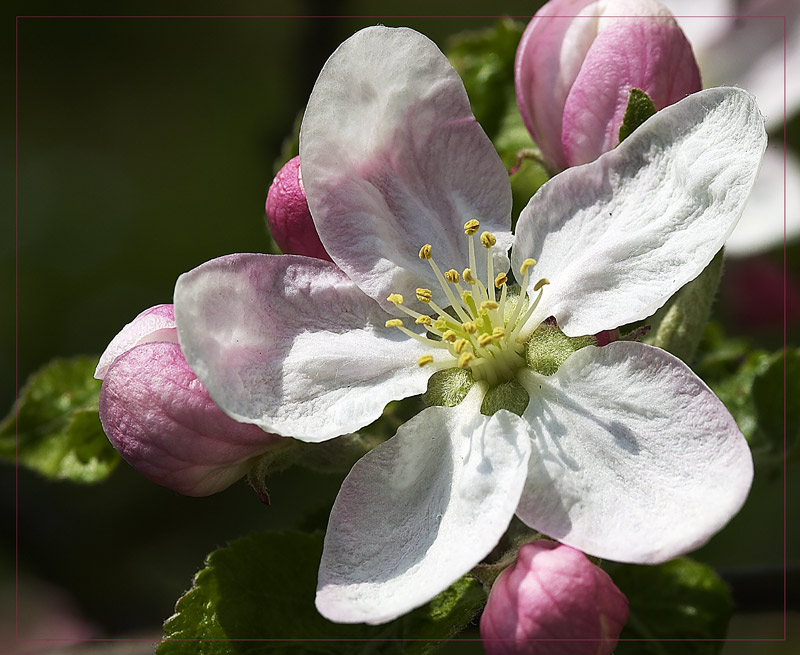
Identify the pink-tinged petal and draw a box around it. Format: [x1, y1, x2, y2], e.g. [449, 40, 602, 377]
[562, 15, 701, 166]
[300, 26, 512, 313]
[512, 87, 766, 338]
[316, 389, 531, 624]
[95, 304, 176, 380]
[174, 253, 443, 442]
[726, 146, 800, 255]
[516, 342, 753, 564]
[99, 341, 282, 496]
[265, 156, 332, 261]
[516, 0, 598, 171]
[481, 541, 628, 655]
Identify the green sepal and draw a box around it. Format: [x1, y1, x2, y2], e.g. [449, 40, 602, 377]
[480, 380, 529, 417]
[611, 557, 733, 654]
[158, 530, 486, 654]
[423, 367, 474, 408]
[525, 323, 596, 376]
[618, 88, 657, 143]
[644, 249, 725, 363]
[0, 356, 119, 483]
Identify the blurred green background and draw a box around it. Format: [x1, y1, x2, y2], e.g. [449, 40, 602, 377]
[5, 1, 798, 652]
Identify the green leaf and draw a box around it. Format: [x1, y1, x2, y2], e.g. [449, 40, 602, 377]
[158, 530, 486, 654]
[0, 356, 119, 483]
[618, 88, 657, 143]
[611, 558, 733, 655]
[752, 347, 800, 455]
[644, 250, 725, 363]
[446, 18, 525, 139]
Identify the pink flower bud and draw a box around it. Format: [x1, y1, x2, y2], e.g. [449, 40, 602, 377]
[515, 0, 701, 171]
[480, 540, 629, 655]
[265, 155, 332, 261]
[95, 304, 284, 496]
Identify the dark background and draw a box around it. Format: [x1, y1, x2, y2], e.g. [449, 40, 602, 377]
[5, 1, 797, 653]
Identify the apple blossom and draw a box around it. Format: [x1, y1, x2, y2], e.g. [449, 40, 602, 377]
[480, 540, 629, 655]
[173, 27, 765, 624]
[265, 155, 332, 261]
[95, 304, 286, 497]
[515, 0, 701, 171]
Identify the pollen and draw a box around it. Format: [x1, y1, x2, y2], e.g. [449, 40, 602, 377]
[417, 354, 435, 367]
[458, 352, 475, 368]
[416, 315, 432, 326]
[478, 333, 494, 347]
[442, 330, 457, 343]
[444, 269, 460, 283]
[462, 322, 477, 334]
[495, 272, 507, 287]
[387, 293, 404, 305]
[534, 278, 550, 291]
[464, 219, 480, 235]
[454, 339, 469, 354]
[520, 258, 536, 275]
[492, 327, 506, 339]
[462, 268, 476, 285]
[385, 319, 403, 328]
[419, 244, 433, 260]
[480, 231, 496, 248]
[416, 288, 433, 303]
[481, 300, 499, 311]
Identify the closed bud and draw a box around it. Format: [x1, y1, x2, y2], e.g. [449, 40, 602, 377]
[515, 0, 701, 171]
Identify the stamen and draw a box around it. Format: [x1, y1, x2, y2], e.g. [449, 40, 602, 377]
[387, 293, 404, 305]
[520, 258, 536, 275]
[481, 300, 499, 311]
[415, 315, 432, 326]
[480, 232, 496, 248]
[494, 273, 507, 287]
[453, 339, 469, 354]
[417, 354, 434, 367]
[419, 244, 433, 260]
[458, 352, 475, 368]
[462, 322, 477, 334]
[385, 319, 403, 328]
[444, 269, 460, 283]
[442, 330, 457, 343]
[464, 219, 480, 236]
[463, 268, 476, 285]
[416, 288, 433, 303]
[492, 327, 506, 339]
[534, 278, 550, 291]
[478, 333, 494, 347]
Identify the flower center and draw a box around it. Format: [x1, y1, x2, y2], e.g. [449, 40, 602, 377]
[385, 220, 549, 387]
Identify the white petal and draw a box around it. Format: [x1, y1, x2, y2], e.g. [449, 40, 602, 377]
[300, 26, 512, 313]
[658, 0, 735, 52]
[512, 87, 767, 337]
[316, 389, 531, 624]
[726, 145, 800, 255]
[174, 254, 443, 442]
[516, 341, 753, 564]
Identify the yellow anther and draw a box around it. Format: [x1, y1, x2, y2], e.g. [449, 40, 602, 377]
[387, 293, 404, 305]
[534, 278, 551, 292]
[453, 339, 469, 354]
[385, 319, 403, 328]
[416, 288, 433, 303]
[494, 272, 508, 287]
[520, 258, 537, 275]
[433, 317, 449, 331]
[480, 231, 497, 248]
[492, 327, 506, 339]
[462, 268, 476, 285]
[464, 219, 480, 235]
[415, 315, 432, 326]
[442, 330, 457, 343]
[417, 354, 435, 367]
[418, 244, 433, 260]
[444, 269, 460, 283]
[458, 352, 475, 369]
[462, 322, 477, 334]
[481, 300, 499, 311]
[478, 333, 494, 347]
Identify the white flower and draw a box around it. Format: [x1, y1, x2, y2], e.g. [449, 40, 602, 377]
[173, 27, 765, 625]
[661, 0, 799, 254]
